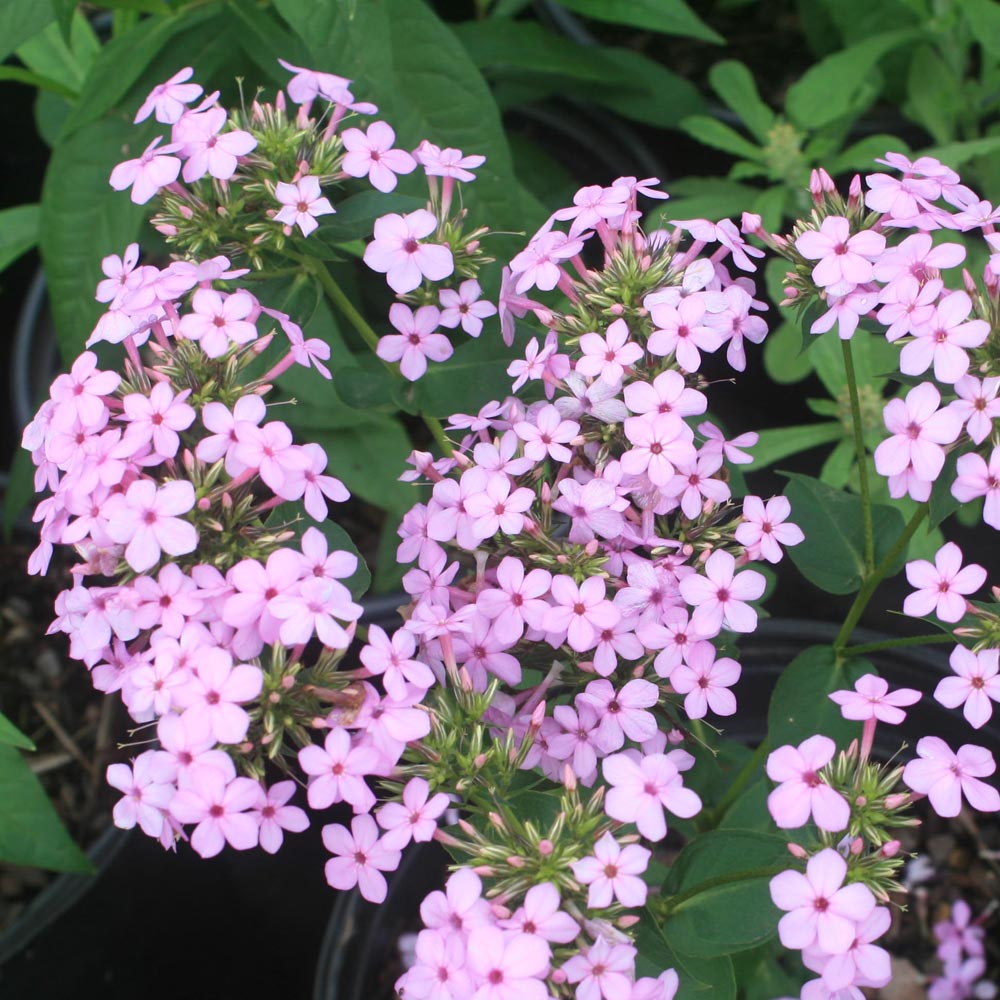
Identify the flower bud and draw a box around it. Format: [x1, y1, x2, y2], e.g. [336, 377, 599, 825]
[506, 855, 525, 869]
[538, 839, 554, 856]
[617, 915, 641, 929]
[880, 839, 901, 858]
[787, 842, 808, 859]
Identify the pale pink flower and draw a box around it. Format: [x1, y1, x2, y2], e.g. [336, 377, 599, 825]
[196, 393, 267, 472]
[466, 926, 550, 1000]
[621, 413, 696, 487]
[223, 549, 304, 648]
[107, 756, 175, 837]
[464, 473, 534, 540]
[132, 562, 203, 636]
[903, 542, 986, 622]
[252, 781, 309, 854]
[277, 58, 355, 105]
[552, 477, 626, 544]
[285, 442, 350, 520]
[109, 136, 182, 205]
[829, 674, 921, 725]
[48, 351, 120, 428]
[231, 420, 311, 496]
[803, 906, 893, 991]
[360, 624, 434, 701]
[274, 175, 335, 236]
[903, 737, 1000, 817]
[554, 182, 630, 236]
[603, 751, 702, 841]
[795, 216, 886, 294]
[767, 735, 850, 832]
[873, 232, 965, 287]
[178, 288, 258, 358]
[571, 830, 651, 909]
[630, 972, 680, 1000]
[736, 495, 805, 563]
[562, 938, 637, 1000]
[134, 67, 203, 124]
[475, 557, 552, 644]
[363, 209, 454, 294]
[951, 448, 1000, 529]
[104, 480, 198, 573]
[420, 867, 492, 934]
[698, 422, 758, 464]
[499, 882, 579, 943]
[899, 291, 989, 384]
[376, 777, 449, 850]
[547, 702, 602, 783]
[666, 451, 730, 519]
[578, 677, 659, 750]
[270, 576, 362, 649]
[169, 763, 263, 858]
[544, 576, 619, 653]
[576, 318, 643, 385]
[509, 229, 583, 294]
[636, 608, 714, 680]
[174, 106, 257, 182]
[377, 303, 453, 381]
[678, 549, 764, 634]
[647, 294, 723, 372]
[671, 644, 740, 719]
[769, 848, 877, 954]
[413, 141, 486, 182]
[398, 930, 471, 1000]
[809, 285, 879, 340]
[877, 276, 942, 342]
[623, 369, 706, 419]
[121, 382, 196, 458]
[934, 647, 1000, 729]
[873, 382, 962, 483]
[934, 900, 985, 964]
[173, 647, 263, 744]
[439, 279, 496, 337]
[298, 727, 380, 812]
[514, 405, 579, 464]
[507, 337, 555, 392]
[322, 814, 401, 903]
[950, 375, 1000, 445]
[341, 121, 416, 192]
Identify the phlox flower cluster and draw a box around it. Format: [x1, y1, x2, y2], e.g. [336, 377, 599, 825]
[23, 249, 370, 858]
[928, 899, 996, 1000]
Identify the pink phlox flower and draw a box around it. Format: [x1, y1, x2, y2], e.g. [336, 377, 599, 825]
[439, 278, 497, 337]
[472, 431, 535, 477]
[866, 155, 955, 219]
[671, 643, 741, 719]
[767, 735, 850, 832]
[951, 447, 1000, 529]
[514, 404, 579, 464]
[809, 285, 879, 341]
[48, 351, 120, 428]
[402, 546, 460, 610]
[952, 197, 1000, 231]
[903, 736, 1000, 817]
[396, 502, 442, 566]
[543, 575, 620, 653]
[613, 558, 680, 626]
[121, 381, 196, 459]
[934, 900, 985, 964]
[636, 607, 714, 680]
[466, 925, 551, 1000]
[341, 121, 416, 192]
[375, 776, 449, 851]
[621, 412, 696, 487]
[499, 882, 580, 944]
[109, 135, 182, 205]
[547, 701, 603, 784]
[829, 673, 921, 725]
[555, 372, 630, 425]
[350, 683, 431, 760]
[575, 318, 644, 386]
[935, 647, 1000, 730]
[280, 442, 349, 520]
[802, 905, 893, 991]
[903, 542, 986, 622]
[647, 294, 723, 372]
[107, 755, 176, 837]
[625, 371, 708, 417]
[509, 229, 584, 295]
[223, 549, 304, 651]
[475, 557, 552, 645]
[579, 677, 660, 752]
[157, 255, 248, 297]
[323, 814, 401, 903]
[377, 302, 452, 382]
[453, 613, 521, 689]
[252, 780, 308, 854]
[195, 393, 267, 473]
[464, 472, 535, 541]
[407, 602, 477, 643]
[427, 466, 489, 549]
[122, 648, 190, 720]
[562, 938, 637, 1000]
[134, 67, 203, 124]
[713, 217, 766, 272]
[554, 182, 630, 236]
[270, 576, 362, 649]
[132, 562, 203, 637]
[876, 276, 942, 342]
[590, 608, 642, 678]
[231, 419, 311, 496]
[873, 232, 966, 288]
[507, 336, 557, 392]
[666, 450, 730, 519]
[273, 175, 335, 236]
[769, 848, 877, 954]
[795, 216, 886, 295]
[277, 58, 355, 105]
[571, 830, 651, 909]
[173, 105, 257, 182]
[698, 421, 758, 464]
[364, 209, 454, 294]
[498, 265, 542, 346]
[260, 307, 333, 378]
[448, 399, 506, 433]
[298, 726, 381, 812]
[705, 284, 768, 370]
[177, 287, 257, 358]
[397, 929, 471, 1000]
[169, 762, 263, 858]
[155, 710, 224, 779]
[420, 867, 492, 933]
[360, 623, 435, 700]
[413, 140, 486, 182]
[104, 479, 197, 573]
[552, 476, 627, 543]
[874, 382, 962, 484]
[679, 548, 765, 635]
[899, 290, 989, 384]
[173, 646, 263, 744]
[630, 971, 680, 1000]
[950, 375, 1000, 445]
[736, 494, 804, 563]
[927, 956, 994, 1000]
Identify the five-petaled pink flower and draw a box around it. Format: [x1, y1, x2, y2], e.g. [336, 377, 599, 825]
[134, 67, 203, 124]
[571, 830, 651, 909]
[795, 216, 886, 295]
[109, 136, 182, 205]
[105, 479, 198, 573]
[364, 209, 454, 294]
[178, 288, 258, 358]
[322, 814, 401, 903]
[678, 549, 765, 635]
[934, 647, 1000, 730]
[903, 542, 986, 622]
[341, 121, 416, 193]
[603, 751, 702, 841]
[951, 447, 1000, 530]
[252, 781, 309, 854]
[466, 925, 551, 1000]
[735, 495, 805, 564]
[274, 175, 336, 236]
[873, 382, 962, 484]
[670, 644, 741, 720]
[169, 763, 263, 858]
[544, 575, 620, 653]
[829, 674, 921, 725]
[903, 737, 1000, 817]
[767, 735, 850, 832]
[377, 303, 453, 381]
[298, 726, 380, 812]
[173, 647, 263, 744]
[575, 318, 644, 385]
[438, 279, 497, 337]
[376, 776, 450, 851]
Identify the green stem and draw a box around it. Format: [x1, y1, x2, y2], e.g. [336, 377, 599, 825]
[841, 337, 874, 572]
[705, 738, 770, 827]
[833, 503, 928, 655]
[843, 632, 956, 657]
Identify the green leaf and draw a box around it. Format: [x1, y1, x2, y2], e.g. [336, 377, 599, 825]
[828, 133, 911, 174]
[708, 60, 774, 142]
[634, 920, 736, 999]
[0, 66, 77, 99]
[0, 711, 35, 751]
[0, 203, 39, 273]
[782, 472, 907, 594]
[763, 320, 814, 385]
[0, 0, 55, 63]
[39, 118, 149, 361]
[785, 29, 923, 130]
[928, 449, 961, 528]
[552, 0, 725, 44]
[313, 191, 427, 248]
[15, 11, 100, 97]
[660, 830, 790, 957]
[767, 644, 871, 748]
[0, 743, 93, 873]
[226, 0, 310, 80]
[819, 438, 855, 489]
[679, 115, 763, 161]
[905, 45, 961, 146]
[922, 136, 1000, 171]
[3, 444, 37, 538]
[746, 423, 843, 471]
[961, 0, 1000, 60]
[809, 326, 896, 397]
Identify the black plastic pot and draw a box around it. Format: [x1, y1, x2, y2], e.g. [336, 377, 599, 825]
[312, 617, 1000, 1000]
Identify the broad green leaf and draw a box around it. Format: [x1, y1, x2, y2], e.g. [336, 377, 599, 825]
[828, 134, 910, 174]
[333, 365, 398, 412]
[718, 777, 772, 833]
[552, 0, 724, 44]
[961, 0, 1000, 60]
[763, 320, 813, 385]
[16, 10, 100, 96]
[226, 0, 310, 79]
[0, 712, 35, 751]
[679, 115, 763, 161]
[0, 743, 93, 873]
[708, 60, 774, 142]
[0, 0, 55, 63]
[634, 920, 736, 999]
[660, 830, 789, 957]
[0, 66, 77, 99]
[0, 203, 39, 273]
[652, 177, 761, 225]
[905, 45, 962, 146]
[820, 438, 855, 489]
[785, 29, 923, 130]
[34, 89, 73, 147]
[809, 326, 896, 397]
[746, 423, 842, 471]
[39, 118, 149, 361]
[923, 136, 1000, 171]
[782, 472, 907, 595]
[768, 644, 871, 749]
[928, 450, 961, 528]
